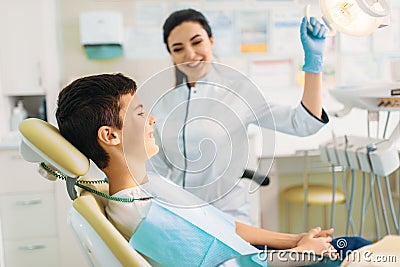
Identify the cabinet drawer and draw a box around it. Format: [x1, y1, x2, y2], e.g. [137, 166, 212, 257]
[4, 237, 59, 267]
[0, 149, 54, 194]
[0, 193, 56, 240]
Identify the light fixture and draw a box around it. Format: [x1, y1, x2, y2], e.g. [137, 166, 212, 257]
[307, 0, 390, 37]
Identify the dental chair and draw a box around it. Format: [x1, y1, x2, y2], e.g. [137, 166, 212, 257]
[18, 118, 151, 267]
[18, 118, 344, 267]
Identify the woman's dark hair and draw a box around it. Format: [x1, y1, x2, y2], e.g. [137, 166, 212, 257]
[163, 9, 212, 53]
[162, 9, 213, 86]
[56, 73, 136, 169]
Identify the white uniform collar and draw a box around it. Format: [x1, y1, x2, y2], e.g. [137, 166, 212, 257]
[183, 62, 222, 88]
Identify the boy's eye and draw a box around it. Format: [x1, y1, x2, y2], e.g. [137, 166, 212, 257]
[138, 112, 145, 116]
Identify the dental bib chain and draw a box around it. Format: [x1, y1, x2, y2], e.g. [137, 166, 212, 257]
[40, 162, 153, 202]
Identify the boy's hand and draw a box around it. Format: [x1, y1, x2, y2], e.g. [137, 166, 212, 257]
[294, 227, 334, 255]
[315, 227, 334, 238]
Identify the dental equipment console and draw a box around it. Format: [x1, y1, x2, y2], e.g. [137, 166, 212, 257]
[319, 83, 400, 237]
[322, 82, 400, 176]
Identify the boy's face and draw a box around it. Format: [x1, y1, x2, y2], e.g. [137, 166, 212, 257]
[121, 94, 159, 161]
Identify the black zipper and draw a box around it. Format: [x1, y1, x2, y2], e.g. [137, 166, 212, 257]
[182, 86, 191, 188]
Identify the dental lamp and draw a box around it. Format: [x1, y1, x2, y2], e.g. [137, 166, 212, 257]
[307, 0, 390, 37]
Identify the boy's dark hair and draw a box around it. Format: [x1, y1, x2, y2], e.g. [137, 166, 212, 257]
[56, 73, 136, 169]
[162, 9, 213, 87]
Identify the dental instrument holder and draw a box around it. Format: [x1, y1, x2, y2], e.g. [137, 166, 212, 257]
[356, 139, 399, 176]
[319, 141, 331, 164]
[336, 136, 353, 168]
[346, 137, 378, 171]
[324, 137, 345, 166]
[320, 136, 399, 177]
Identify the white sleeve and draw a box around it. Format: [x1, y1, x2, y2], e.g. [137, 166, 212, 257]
[255, 102, 329, 137]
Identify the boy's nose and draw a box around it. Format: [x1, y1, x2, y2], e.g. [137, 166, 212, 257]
[148, 114, 156, 125]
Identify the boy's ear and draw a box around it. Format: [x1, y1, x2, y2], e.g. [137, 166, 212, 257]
[98, 126, 121, 146]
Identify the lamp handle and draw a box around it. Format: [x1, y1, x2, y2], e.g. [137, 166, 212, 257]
[305, 4, 336, 37]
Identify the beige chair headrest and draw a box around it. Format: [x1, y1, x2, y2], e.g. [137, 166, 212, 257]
[19, 118, 90, 178]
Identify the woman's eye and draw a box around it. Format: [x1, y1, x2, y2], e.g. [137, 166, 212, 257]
[173, 48, 182, 52]
[192, 40, 202, 45]
[138, 112, 145, 116]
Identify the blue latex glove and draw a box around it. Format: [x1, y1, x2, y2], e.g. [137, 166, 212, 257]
[301, 17, 327, 74]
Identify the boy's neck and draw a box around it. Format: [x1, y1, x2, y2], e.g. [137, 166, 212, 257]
[103, 158, 147, 195]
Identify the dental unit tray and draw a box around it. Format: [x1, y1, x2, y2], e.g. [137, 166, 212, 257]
[329, 82, 400, 112]
[320, 82, 400, 176]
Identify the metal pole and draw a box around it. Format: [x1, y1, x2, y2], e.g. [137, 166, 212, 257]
[375, 174, 390, 234]
[359, 172, 367, 236]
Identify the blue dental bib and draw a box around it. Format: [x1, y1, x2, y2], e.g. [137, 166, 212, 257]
[129, 200, 257, 267]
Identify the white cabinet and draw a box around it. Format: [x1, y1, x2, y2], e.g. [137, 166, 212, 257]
[0, 0, 46, 95]
[4, 238, 59, 267]
[1, 195, 60, 267]
[0, 150, 53, 194]
[0, 0, 84, 266]
[0, 0, 61, 139]
[0, 193, 57, 240]
[0, 148, 60, 267]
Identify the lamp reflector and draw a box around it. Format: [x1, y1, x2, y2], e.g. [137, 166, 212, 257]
[320, 0, 386, 37]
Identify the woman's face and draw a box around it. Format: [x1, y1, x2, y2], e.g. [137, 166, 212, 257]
[167, 21, 214, 83]
[121, 94, 159, 161]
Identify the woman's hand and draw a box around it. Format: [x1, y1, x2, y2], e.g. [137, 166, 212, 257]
[300, 17, 327, 74]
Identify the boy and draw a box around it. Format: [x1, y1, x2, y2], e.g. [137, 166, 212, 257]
[56, 73, 351, 265]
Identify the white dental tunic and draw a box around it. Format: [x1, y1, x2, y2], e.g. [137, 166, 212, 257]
[146, 65, 328, 224]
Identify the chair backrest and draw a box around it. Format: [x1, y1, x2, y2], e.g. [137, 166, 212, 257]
[70, 190, 151, 267]
[18, 118, 151, 267]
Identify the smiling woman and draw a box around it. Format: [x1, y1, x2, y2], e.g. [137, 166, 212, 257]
[146, 8, 331, 225]
[166, 21, 214, 85]
[162, 9, 214, 86]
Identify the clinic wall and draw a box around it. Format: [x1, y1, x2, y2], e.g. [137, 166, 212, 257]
[59, 0, 312, 85]
[60, 0, 400, 157]
[60, 0, 172, 88]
